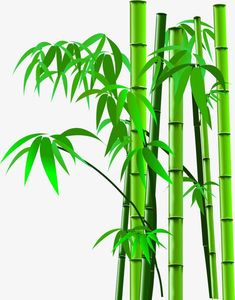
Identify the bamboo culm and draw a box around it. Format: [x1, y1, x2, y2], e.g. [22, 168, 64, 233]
[115, 164, 130, 300]
[213, 5, 235, 300]
[194, 16, 219, 299]
[168, 27, 184, 300]
[140, 13, 166, 300]
[130, 1, 147, 299]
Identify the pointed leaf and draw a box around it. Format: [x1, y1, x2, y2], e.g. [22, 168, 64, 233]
[93, 228, 121, 248]
[62, 128, 100, 140]
[52, 141, 69, 174]
[6, 148, 29, 173]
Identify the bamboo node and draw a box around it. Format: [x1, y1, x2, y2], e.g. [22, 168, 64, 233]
[168, 216, 184, 220]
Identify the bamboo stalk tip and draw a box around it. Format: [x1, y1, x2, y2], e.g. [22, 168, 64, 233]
[156, 12, 167, 16]
[213, 3, 226, 7]
[194, 16, 201, 20]
[168, 26, 182, 31]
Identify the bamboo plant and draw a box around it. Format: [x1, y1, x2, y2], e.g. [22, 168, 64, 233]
[0, 2, 233, 300]
[214, 4, 235, 300]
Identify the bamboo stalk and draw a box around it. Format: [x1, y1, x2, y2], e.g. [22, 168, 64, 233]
[140, 13, 166, 300]
[213, 5, 235, 300]
[115, 164, 130, 300]
[130, 1, 147, 299]
[194, 16, 219, 299]
[168, 27, 183, 300]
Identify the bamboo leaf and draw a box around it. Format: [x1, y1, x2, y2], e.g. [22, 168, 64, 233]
[203, 29, 213, 61]
[183, 184, 197, 197]
[131, 235, 140, 258]
[148, 45, 181, 56]
[77, 89, 100, 101]
[136, 93, 157, 124]
[136, 149, 146, 186]
[14, 47, 35, 72]
[61, 72, 68, 97]
[24, 136, 42, 184]
[70, 73, 80, 101]
[23, 53, 40, 92]
[107, 37, 123, 78]
[139, 56, 160, 78]
[51, 141, 69, 174]
[6, 148, 29, 173]
[93, 228, 121, 248]
[51, 75, 61, 100]
[96, 94, 108, 128]
[83, 33, 105, 47]
[52, 135, 76, 163]
[120, 148, 139, 180]
[103, 54, 116, 84]
[122, 54, 131, 72]
[142, 147, 172, 183]
[175, 66, 192, 103]
[190, 67, 211, 127]
[140, 235, 150, 263]
[97, 118, 112, 134]
[40, 137, 59, 194]
[148, 140, 174, 155]
[108, 139, 129, 169]
[200, 64, 225, 90]
[43, 46, 56, 67]
[180, 24, 194, 37]
[112, 230, 124, 255]
[178, 19, 213, 29]
[62, 128, 100, 140]
[1, 133, 44, 162]
[107, 96, 117, 125]
[116, 89, 129, 122]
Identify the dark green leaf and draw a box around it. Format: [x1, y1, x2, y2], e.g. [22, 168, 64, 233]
[200, 64, 225, 90]
[23, 52, 40, 92]
[14, 47, 35, 72]
[142, 147, 171, 183]
[175, 66, 192, 103]
[107, 38, 123, 78]
[120, 148, 139, 180]
[203, 29, 213, 61]
[62, 128, 100, 140]
[96, 94, 108, 128]
[116, 89, 128, 122]
[107, 96, 117, 125]
[97, 118, 112, 134]
[43, 46, 56, 67]
[83, 33, 105, 47]
[136, 149, 146, 186]
[77, 89, 100, 101]
[122, 54, 130, 72]
[71, 73, 80, 101]
[148, 140, 174, 155]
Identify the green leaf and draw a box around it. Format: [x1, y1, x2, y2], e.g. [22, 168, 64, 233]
[148, 45, 181, 56]
[183, 184, 197, 197]
[148, 140, 174, 155]
[23, 52, 40, 92]
[97, 118, 112, 134]
[150, 58, 161, 92]
[61, 72, 68, 97]
[140, 235, 150, 263]
[200, 64, 225, 90]
[136, 93, 157, 124]
[191, 67, 211, 127]
[51, 141, 69, 174]
[1, 133, 43, 162]
[51, 75, 61, 100]
[175, 66, 192, 103]
[24, 136, 42, 184]
[105, 121, 127, 155]
[107, 96, 117, 125]
[139, 56, 160, 78]
[192, 188, 205, 214]
[96, 94, 108, 128]
[107, 38, 123, 78]
[203, 29, 213, 61]
[14, 47, 35, 72]
[131, 235, 140, 258]
[43, 46, 56, 67]
[112, 230, 124, 255]
[109, 139, 129, 168]
[149, 228, 171, 235]
[122, 54, 131, 72]
[77, 89, 100, 101]
[6, 148, 29, 173]
[62, 128, 100, 140]
[180, 24, 194, 37]
[52, 135, 77, 163]
[178, 19, 213, 29]
[116, 89, 129, 122]
[83, 33, 105, 47]
[120, 148, 139, 180]
[93, 228, 121, 248]
[40, 137, 59, 194]
[142, 147, 171, 183]
[70, 73, 80, 101]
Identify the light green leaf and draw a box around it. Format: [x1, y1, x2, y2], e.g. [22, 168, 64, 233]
[200, 64, 225, 90]
[116, 89, 129, 122]
[14, 47, 35, 72]
[93, 228, 121, 248]
[83, 33, 105, 47]
[140, 235, 150, 263]
[136, 93, 157, 124]
[24, 136, 42, 184]
[77, 89, 100, 101]
[6, 148, 29, 173]
[51, 141, 69, 174]
[148, 140, 174, 155]
[121, 148, 139, 180]
[97, 118, 112, 134]
[40, 137, 59, 194]
[1, 133, 43, 162]
[175, 66, 192, 103]
[122, 54, 130, 72]
[23, 52, 40, 92]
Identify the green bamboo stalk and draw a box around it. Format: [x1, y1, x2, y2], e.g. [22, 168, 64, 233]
[194, 16, 219, 299]
[115, 164, 130, 300]
[213, 5, 235, 300]
[140, 13, 166, 300]
[130, 1, 147, 299]
[191, 94, 212, 297]
[168, 27, 183, 300]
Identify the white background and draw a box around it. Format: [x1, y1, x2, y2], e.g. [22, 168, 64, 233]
[0, 0, 234, 299]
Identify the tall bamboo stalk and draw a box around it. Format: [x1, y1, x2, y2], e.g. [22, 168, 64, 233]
[168, 27, 183, 300]
[140, 13, 166, 300]
[213, 5, 235, 300]
[194, 16, 219, 299]
[115, 164, 130, 300]
[130, 1, 147, 299]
